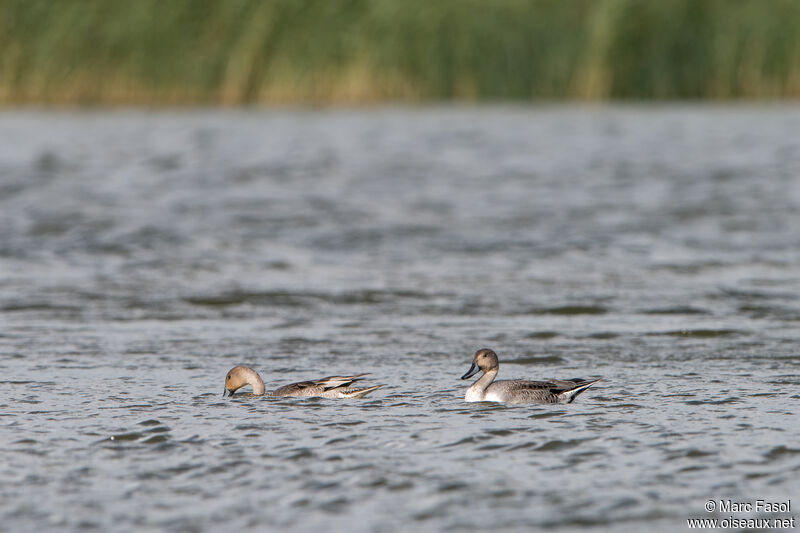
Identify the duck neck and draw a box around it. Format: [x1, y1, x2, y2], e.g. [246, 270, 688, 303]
[471, 368, 498, 393]
[247, 370, 265, 395]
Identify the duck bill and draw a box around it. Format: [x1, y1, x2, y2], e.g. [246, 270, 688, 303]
[461, 362, 480, 380]
[222, 388, 231, 398]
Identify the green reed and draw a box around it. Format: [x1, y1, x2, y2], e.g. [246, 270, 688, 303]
[1, 0, 799, 104]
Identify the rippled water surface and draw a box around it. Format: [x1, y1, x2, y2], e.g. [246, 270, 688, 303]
[1, 107, 799, 532]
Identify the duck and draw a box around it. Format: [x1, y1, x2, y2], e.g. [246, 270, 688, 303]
[460, 348, 600, 404]
[223, 365, 383, 399]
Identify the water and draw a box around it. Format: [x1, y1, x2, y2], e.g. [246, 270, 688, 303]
[1, 106, 799, 532]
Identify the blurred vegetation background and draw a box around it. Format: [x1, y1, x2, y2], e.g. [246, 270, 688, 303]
[1, 0, 799, 105]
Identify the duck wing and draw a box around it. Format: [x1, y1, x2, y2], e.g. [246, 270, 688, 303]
[315, 373, 369, 391]
[272, 374, 370, 397]
[489, 378, 600, 404]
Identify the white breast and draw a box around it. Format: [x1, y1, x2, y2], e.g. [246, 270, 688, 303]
[465, 386, 505, 403]
[464, 387, 485, 402]
[482, 390, 506, 403]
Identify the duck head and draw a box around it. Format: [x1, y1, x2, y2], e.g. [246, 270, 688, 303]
[461, 348, 499, 379]
[223, 365, 266, 396]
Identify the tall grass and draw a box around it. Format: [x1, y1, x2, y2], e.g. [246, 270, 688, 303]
[1, 0, 799, 104]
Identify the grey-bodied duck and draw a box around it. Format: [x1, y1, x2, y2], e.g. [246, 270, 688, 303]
[223, 365, 382, 399]
[461, 348, 600, 404]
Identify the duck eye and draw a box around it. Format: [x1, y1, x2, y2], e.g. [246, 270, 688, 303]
[226, 375, 230, 380]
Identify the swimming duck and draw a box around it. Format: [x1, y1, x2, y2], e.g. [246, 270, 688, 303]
[223, 365, 383, 399]
[461, 348, 600, 404]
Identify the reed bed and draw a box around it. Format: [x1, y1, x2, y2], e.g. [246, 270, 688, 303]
[1, 0, 799, 104]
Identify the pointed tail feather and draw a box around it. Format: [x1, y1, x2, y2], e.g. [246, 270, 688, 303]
[321, 374, 370, 391]
[339, 384, 383, 399]
[560, 378, 601, 404]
